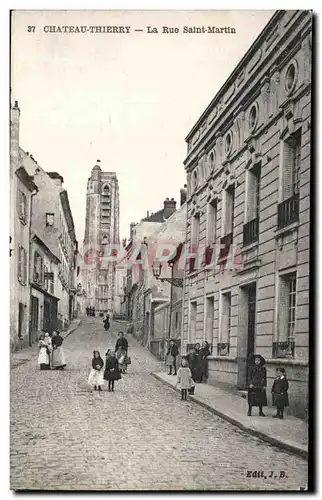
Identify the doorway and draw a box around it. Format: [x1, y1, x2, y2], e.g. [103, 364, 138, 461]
[237, 282, 257, 389]
[30, 295, 39, 346]
[18, 303, 24, 340]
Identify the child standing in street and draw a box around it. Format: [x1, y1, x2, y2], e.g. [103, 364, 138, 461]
[88, 350, 104, 391]
[176, 357, 194, 401]
[271, 367, 289, 419]
[104, 351, 121, 392]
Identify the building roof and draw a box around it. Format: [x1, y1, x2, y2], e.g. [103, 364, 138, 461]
[15, 166, 38, 192]
[60, 190, 77, 243]
[32, 233, 61, 264]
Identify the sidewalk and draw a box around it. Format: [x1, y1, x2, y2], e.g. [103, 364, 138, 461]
[10, 318, 81, 369]
[152, 372, 308, 460]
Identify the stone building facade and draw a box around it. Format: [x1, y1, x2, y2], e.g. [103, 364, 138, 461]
[82, 161, 120, 315]
[21, 150, 78, 336]
[182, 10, 311, 418]
[10, 101, 38, 351]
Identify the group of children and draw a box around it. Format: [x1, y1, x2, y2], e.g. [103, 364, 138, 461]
[88, 350, 122, 392]
[175, 354, 290, 419]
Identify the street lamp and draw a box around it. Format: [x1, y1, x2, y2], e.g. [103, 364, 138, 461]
[152, 259, 184, 342]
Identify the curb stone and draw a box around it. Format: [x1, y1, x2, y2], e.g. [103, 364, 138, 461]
[151, 372, 308, 461]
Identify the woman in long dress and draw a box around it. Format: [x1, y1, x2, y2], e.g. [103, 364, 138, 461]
[247, 354, 267, 417]
[115, 332, 128, 374]
[38, 332, 52, 370]
[200, 341, 211, 383]
[52, 330, 66, 370]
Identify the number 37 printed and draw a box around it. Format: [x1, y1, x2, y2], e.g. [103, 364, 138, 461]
[27, 26, 36, 32]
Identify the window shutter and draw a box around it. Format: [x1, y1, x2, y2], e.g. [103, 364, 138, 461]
[17, 191, 22, 218]
[283, 140, 294, 200]
[278, 278, 289, 342]
[17, 246, 22, 281]
[23, 248, 27, 283]
[247, 172, 256, 221]
[33, 252, 37, 281]
[205, 246, 213, 266]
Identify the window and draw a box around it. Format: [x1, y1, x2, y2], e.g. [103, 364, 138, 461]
[278, 272, 297, 341]
[207, 201, 217, 245]
[175, 311, 179, 329]
[205, 296, 214, 344]
[17, 191, 27, 224]
[225, 131, 233, 156]
[249, 104, 258, 131]
[246, 164, 261, 222]
[220, 292, 232, 345]
[224, 186, 234, 236]
[190, 214, 200, 272]
[285, 61, 298, 94]
[209, 151, 215, 173]
[243, 164, 260, 246]
[33, 251, 43, 285]
[189, 301, 197, 343]
[278, 130, 301, 229]
[46, 213, 55, 227]
[17, 246, 27, 284]
[282, 129, 302, 200]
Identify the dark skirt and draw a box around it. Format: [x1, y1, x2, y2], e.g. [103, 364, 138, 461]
[103, 370, 121, 381]
[200, 358, 209, 381]
[272, 392, 289, 408]
[248, 388, 267, 407]
[40, 364, 50, 371]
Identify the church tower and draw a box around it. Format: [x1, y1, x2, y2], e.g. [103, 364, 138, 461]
[82, 160, 120, 315]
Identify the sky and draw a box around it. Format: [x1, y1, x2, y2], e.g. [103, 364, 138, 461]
[11, 9, 275, 243]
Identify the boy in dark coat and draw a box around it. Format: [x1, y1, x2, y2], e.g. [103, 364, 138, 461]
[271, 367, 289, 419]
[247, 354, 267, 417]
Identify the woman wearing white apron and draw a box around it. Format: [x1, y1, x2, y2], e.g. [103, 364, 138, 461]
[52, 330, 66, 370]
[38, 332, 52, 370]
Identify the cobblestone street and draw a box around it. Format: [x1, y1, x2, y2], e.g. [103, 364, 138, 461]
[10, 318, 308, 491]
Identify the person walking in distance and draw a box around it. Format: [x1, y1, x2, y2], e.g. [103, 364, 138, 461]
[165, 339, 179, 376]
[271, 367, 289, 419]
[176, 357, 194, 401]
[103, 313, 110, 331]
[115, 332, 128, 374]
[104, 351, 121, 392]
[247, 354, 267, 417]
[88, 350, 104, 391]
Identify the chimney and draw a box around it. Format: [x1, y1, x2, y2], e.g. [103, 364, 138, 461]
[180, 184, 187, 206]
[47, 172, 64, 187]
[163, 197, 177, 219]
[10, 101, 20, 167]
[146, 211, 149, 218]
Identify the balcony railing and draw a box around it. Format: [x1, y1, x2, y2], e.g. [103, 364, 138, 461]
[217, 342, 230, 356]
[277, 194, 299, 229]
[243, 217, 259, 246]
[272, 340, 295, 358]
[219, 232, 233, 260]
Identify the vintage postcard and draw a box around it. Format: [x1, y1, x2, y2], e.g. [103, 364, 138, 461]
[10, 9, 311, 491]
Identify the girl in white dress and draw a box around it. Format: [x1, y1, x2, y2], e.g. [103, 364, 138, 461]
[176, 357, 194, 401]
[38, 332, 52, 370]
[88, 351, 104, 391]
